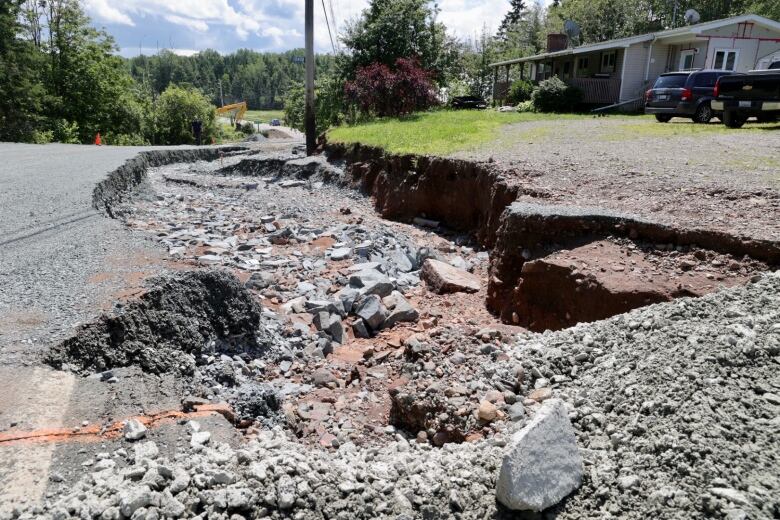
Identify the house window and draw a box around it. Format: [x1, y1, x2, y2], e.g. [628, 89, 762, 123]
[575, 58, 590, 78]
[601, 51, 616, 73]
[679, 49, 695, 70]
[713, 49, 739, 71]
[562, 61, 571, 79]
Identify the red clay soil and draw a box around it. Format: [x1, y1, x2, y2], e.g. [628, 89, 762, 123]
[510, 239, 761, 331]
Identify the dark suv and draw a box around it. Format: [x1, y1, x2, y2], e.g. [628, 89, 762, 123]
[645, 70, 737, 123]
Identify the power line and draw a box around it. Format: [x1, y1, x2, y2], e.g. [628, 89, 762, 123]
[327, 0, 340, 52]
[321, 0, 337, 54]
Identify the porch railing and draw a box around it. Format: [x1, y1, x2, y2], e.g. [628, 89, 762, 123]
[566, 77, 621, 104]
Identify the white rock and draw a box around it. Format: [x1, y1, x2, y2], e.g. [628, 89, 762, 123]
[496, 399, 582, 511]
[123, 419, 147, 441]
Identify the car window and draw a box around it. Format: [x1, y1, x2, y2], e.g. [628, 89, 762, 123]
[654, 75, 688, 88]
[693, 73, 716, 87]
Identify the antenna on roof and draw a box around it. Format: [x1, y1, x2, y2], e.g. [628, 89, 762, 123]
[684, 9, 701, 25]
[563, 20, 581, 47]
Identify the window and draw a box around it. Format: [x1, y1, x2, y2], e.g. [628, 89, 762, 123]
[693, 72, 716, 88]
[679, 49, 695, 70]
[601, 51, 616, 73]
[562, 61, 571, 79]
[713, 49, 739, 71]
[576, 57, 589, 77]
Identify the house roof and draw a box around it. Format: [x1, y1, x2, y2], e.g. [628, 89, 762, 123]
[490, 14, 780, 67]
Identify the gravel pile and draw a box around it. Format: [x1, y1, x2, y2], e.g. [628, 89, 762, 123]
[509, 271, 780, 519]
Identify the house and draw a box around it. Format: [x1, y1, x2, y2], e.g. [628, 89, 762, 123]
[490, 14, 780, 108]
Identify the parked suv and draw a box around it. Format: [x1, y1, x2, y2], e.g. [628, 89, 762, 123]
[645, 70, 737, 123]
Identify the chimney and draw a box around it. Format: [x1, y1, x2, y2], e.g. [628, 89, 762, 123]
[547, 33, 568, 52]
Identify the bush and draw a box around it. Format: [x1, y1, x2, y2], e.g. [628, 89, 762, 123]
[507, 79, 534, 104]
[530, 76, 582, 113]
[52, 119, 80, 144]
[344, 57, 439, 117]
[103, 133, 149, 146]
[31, 129, 54, 144]
[239, 122, 255, 135]
[517, 100, 536, 113]
[154, 85, 216, 145]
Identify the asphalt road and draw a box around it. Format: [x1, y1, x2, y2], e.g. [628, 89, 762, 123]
[0, 143, 171, 362]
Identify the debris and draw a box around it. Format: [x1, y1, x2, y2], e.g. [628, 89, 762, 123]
[422, 259, 481, 294]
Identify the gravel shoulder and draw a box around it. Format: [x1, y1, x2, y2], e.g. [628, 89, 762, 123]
[452, 117, 780, 243]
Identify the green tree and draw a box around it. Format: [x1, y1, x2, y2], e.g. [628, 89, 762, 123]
[154, 85, 216, 145]
[498, 0, 527, 40]
[340, 0, 459, 84]
[0, 0, 46, 142]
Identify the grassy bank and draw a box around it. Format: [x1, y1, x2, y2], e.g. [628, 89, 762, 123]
[327, 110, 588, 155]
[245, 110, 285, 123]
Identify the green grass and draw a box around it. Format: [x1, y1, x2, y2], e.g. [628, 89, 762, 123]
[327, 110, 590, 155]
[244, 109, 284, 123]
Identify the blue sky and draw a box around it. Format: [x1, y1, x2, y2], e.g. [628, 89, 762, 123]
[82, 0, 549, 57]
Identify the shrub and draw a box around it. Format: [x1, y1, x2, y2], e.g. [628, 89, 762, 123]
[52, 119, 80, 144]
[344, 57, 439, 117]
[154, 85, 216, 145]
[530, 76, 582, 113]
[517, 100, 536, 113]
[239, 121, 255, 135]
[507, 79, 534, 104]
[31, 129, 54, 144]
[103, 133, 149, 146]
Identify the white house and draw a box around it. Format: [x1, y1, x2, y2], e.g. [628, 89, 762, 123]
[491, 14, 780, 106]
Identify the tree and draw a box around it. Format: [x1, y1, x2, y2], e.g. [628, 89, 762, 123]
[339, 0, 459, 85]
[154, 85, 216, 145]
[498, 0, 527, 40]
[0, 0, 46, 142]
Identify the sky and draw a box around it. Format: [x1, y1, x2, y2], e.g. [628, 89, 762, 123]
[82, 0, 550, 57]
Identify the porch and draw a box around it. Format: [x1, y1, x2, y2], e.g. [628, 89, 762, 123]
[491, 48, 625, 106]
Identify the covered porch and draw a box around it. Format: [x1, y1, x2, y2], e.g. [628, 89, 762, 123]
[492, 47, 625, 105]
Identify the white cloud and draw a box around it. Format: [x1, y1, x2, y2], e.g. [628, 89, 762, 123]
[87, 0, 555, 53]
[84, 0, 135, 26]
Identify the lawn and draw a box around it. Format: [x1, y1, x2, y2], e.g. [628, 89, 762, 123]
[244, 109, 285, 123]
[327, 110, 590, 155]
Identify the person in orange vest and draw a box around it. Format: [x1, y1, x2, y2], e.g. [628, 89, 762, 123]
[94, 132, 102, 146]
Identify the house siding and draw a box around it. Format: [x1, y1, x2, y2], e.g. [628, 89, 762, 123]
[619, 43, 650, 101]
[700, 24, 780, 71]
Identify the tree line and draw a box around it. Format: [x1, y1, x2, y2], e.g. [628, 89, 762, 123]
[1, 0, 777, 145]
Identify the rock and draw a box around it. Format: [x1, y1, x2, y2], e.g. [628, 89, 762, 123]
[528, 387, 552, 402]
[119, 486, 159, 517]
[382, 291, 420, 328]
[355, 295, 387, 330]
[478, 400, 498, 422]
[330, 247, 352, 261]
[421, 259, 481, 294]
[352, 319, 371, 339]
[134, 441, 159, 463]
[507, 402, 526, 422]
[191, 431, 211, 448]
[123, 419, 148, 441]
[313, 368, 337, 387]
[496, 399, 582, 511]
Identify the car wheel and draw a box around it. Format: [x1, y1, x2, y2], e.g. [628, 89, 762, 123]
[693, 103, 713, 124]
[722, 110, 747, 129]
[655, 114, 672, 123]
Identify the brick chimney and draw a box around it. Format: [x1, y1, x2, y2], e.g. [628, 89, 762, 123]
[547, 33, 568, 52]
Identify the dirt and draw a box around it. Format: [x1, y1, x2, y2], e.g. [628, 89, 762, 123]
[44, 270, 265, 375]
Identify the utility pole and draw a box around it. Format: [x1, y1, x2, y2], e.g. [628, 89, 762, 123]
[305, 0, 316, 156]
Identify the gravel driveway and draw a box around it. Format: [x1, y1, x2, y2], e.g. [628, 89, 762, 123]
[453, 117, 780, 243]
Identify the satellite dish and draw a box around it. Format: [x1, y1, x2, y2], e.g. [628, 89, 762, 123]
[684, 9, 701, 24]
[563, 20, 581, 47]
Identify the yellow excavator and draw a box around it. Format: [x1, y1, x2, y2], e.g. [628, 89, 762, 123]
[216, 102, 248, 128]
